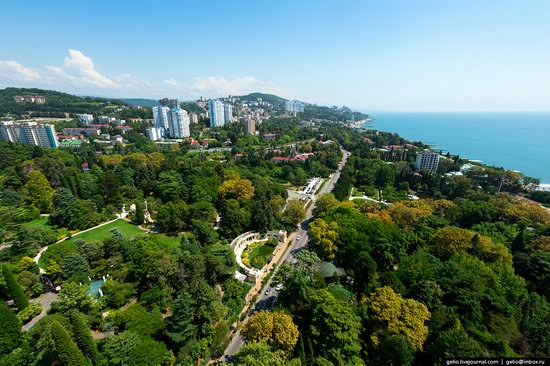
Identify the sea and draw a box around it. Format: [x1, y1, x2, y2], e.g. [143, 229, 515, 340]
[362, 112, 550, 184]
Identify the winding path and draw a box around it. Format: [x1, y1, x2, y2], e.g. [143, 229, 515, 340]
[22, 292, 59, 331]
[33, 212, 128, 273]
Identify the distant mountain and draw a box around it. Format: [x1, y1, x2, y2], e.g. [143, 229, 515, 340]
[238, 92, 287, 104]
[0, 87, 127, 118]
[119, 98, 158, 108]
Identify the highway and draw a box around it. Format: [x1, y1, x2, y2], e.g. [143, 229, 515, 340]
[222, 149, 350, 361]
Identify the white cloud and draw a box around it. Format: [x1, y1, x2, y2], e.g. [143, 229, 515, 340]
[0, 61, 41, 82]
[0, 49, 295, 99]
[50, 49, 120, 89]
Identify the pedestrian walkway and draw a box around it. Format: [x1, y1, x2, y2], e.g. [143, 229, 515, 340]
[22, 292, 58, 331]
[33, 212, 127, 273]
[349, 191, 390, 206]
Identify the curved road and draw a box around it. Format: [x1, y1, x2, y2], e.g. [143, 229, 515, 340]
[222, 149, 350, 360]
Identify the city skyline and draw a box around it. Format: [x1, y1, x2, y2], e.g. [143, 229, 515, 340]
[1, 0, 550, 111]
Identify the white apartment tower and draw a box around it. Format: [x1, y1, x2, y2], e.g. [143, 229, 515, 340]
[189, 112, 199, 124]
[209, 99, 225, 127]
[415, 150, 440, 172]
[284, 100, 305, 113]
[224, 104, 234, 124]
[152, 106, 171, 130]
[0, 121, 58, 148]
[168, 108, 190, 138]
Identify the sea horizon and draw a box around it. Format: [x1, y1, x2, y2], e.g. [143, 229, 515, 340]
[362, 111, 550, 183]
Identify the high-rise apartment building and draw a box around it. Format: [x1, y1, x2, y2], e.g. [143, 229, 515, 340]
[152, 106, 170, 131]
[189, 112, 199, 124]
[209, 99, 225, 127]
[168, 108, 190, 138]
[0, 121, 58, 148]
[415, 150, 440, 172]
[159, 98, 180, 108]
[284, 100, 305, 113]
[224, 104, 234, 124]
[245, 119, 256, 134]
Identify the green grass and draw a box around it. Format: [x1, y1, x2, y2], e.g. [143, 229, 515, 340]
[248, 241, 276, 269]
[350, 187, 363, 197]
[24, 218, 72, 239]
[39, 220, 181, 268]
[64, 219, 145, 244]
[146, 233, 181, 248]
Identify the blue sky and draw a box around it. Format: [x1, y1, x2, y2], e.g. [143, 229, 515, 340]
[1, 0, 549, 111]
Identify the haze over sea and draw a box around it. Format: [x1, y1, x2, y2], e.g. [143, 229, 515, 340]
[364, 112, 550, 183]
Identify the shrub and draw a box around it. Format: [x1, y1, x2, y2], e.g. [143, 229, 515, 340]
[17, 303, 42, 324]
[251, 256, 267, 269]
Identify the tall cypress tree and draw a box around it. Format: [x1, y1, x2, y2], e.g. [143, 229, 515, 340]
[47, 320, 89, 366]
[2, 264, 29, 310]
[69, 311, 97, 365]
[0, 303, 21, 356]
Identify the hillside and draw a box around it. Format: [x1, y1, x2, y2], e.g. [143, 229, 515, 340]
[303, 104, 369, 122]
[119, 98, 158, 108]
[0, 87, 127, 118]
[238, 92, 287, 104]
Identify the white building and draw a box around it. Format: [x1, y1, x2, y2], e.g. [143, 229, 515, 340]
[111, 135, 124, 145]
[168, 108, 190, 138]
[14, 95, 46, 104]
[224, 104, 234, 124]
[189, 112, 199, 124]
[152, 106, 171, 130]
[98, 116, 115, 123]
[415, 150, 440, 172]
[209, 99, 225, 127]
[0, 121, 58, 148]
[146, 127, 164, 141]
[77, 114, 94, 125]
[284, 100, 305, 113]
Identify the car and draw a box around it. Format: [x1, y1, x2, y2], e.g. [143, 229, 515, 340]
[275, 284, 283, 291]
[296, 235, 301, 241]
[265, 288, 270, 295]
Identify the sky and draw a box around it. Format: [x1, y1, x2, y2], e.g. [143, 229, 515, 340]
[1, 0, 549, 111]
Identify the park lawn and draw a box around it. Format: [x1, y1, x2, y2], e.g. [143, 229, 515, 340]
[146, 233, 181, 248]
[39, 221, 179, 268]
[64, 219, 145, 244]
[248, 241, 277, 269]
[24, 218, 72, 239]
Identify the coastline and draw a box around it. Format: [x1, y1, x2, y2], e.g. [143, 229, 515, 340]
[361, 112, 550, 184]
